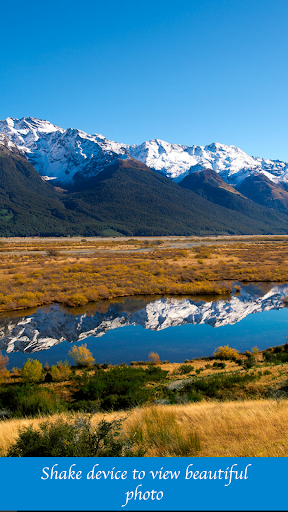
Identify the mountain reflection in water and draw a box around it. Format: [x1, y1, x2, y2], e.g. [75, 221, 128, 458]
[1, 282, 288, 367]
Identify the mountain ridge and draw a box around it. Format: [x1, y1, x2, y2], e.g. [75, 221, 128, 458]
[0, 117, 287, 188]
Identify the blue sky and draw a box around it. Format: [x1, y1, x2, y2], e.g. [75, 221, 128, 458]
[1, 0, 287, 161]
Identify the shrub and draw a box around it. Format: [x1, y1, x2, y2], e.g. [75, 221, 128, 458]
[68, 344, 95, 367]
[213, 345, 239, 360]
[0, 351, 9, 373]
[182, 372, 259, 401]
[46, 248, 60, 257]
[21, 359, 43, 382]
[15, 389, 65, 416]
[251, 346, 259, 355]
[263, 350, 288, 364]
[67, 293, 88, 306]
[243, 352, 257, 369]
[148, 352, 160, 364]
[212, 361, 226, 369]
[0, 384, 66, 417]
[178, 364, 194, 374]
[76, 365, 168, 411]
[50, 361, 72, 381]
[44, 372, 53, 383]
[0, 351, 9, 382]
[7, 415, 141, 457]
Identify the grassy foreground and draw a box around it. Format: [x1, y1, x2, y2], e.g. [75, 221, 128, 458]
[1, 399, 288, 457]
[1, 344, 288, 456]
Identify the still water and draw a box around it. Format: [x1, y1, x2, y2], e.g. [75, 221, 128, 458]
[1, 282, 288, 369]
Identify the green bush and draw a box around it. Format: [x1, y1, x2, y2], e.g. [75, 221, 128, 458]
[243, 353, 257, 369]
[0, 384, 66, 417]
[7, 415, 143, 457]
[263, 350, 288, 364]
[178, 364, 194, 374]
[212, 361, 226, 369]
[76, 365, 168, 411]
[21, 359, 43, 382]
[16, 389, 66, 416]
[181, 372, 259, 401]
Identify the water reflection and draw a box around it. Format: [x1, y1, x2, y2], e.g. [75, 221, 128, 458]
[0, 283, 287, 360]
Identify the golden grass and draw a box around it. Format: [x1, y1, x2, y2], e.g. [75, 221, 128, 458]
[126, 400, 288, 457]
[1, 238, 288, 312]
[2, 399, 288, 457]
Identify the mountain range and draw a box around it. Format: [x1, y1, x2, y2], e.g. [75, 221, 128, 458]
[0, 117, 288, 236]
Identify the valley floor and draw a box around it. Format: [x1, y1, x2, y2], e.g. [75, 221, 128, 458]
[1, 235, 288, 312]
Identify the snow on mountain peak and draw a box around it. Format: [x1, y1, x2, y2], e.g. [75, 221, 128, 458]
[0, 116, 287, 186]
[140, 139, 288, 184]
[0, 117, 129, 184]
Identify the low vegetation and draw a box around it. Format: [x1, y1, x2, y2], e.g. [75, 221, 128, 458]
[7, 415, 141, 457]
[2, 341, 288, 456]
[0, 236, 288, 312]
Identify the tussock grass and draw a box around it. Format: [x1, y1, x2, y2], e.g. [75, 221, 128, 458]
[2, 400, 288, 457]
[1, 238, 288, 312]
[126, 400, 288, 457]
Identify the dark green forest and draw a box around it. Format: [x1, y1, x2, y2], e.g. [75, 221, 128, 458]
[1, 147, 288, 236]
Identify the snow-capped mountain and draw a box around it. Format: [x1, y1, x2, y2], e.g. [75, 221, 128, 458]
[0, 117, 129, 185]
[0, 284, 287, 354]
[0, 117, 287, 186]
[128, 140, 288, 185]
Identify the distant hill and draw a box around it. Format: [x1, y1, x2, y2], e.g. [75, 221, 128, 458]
[236, 173, 288, 212]
[0, 143, 288, 237]
[0, 140, 110, 236]
[178, 168, 288, 223]
[64, 159, 288, 236]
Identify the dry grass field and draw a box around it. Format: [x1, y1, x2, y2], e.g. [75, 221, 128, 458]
[0, 236, 288, 312]
[1, 348, 288, 456]
[1, 399, 288, 457]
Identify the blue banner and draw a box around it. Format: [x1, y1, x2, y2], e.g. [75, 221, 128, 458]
[0, 457, 286, 510]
